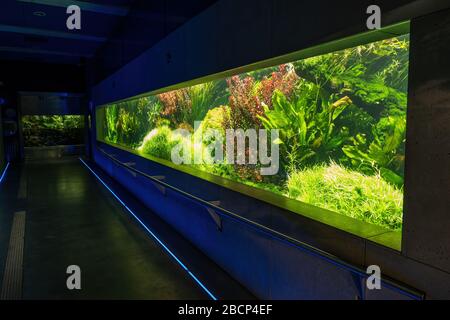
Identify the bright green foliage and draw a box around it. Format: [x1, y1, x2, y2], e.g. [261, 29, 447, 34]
[103, 97, 163, 147]
[138, 126, 179, 161]
[23, 115, 83, 131]
[259, 88, 352, 172]
[342, 116, 406, 186]
[192, 106, 232, 174]
[187, 82, 218, 124]
[105, 104, 119, 143]
[294, 36, 409, 119]
[22, 115, 84, 147]
[62, 115, 84, 129]
[286, 163, 403, 230]
[116, 108, 134, 143]
[196, 105, 230, 146]
[145, 98, 164, 129]
[201, 105, 230, 135]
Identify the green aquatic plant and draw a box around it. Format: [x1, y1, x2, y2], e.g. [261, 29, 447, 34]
[22, 115, 84, 147]
[104, 97, 164, 148]
[144, 97, 163, 129]
[63, 115, 84, 129]
[259, 88, 352, 172]
[23, 115, 83, 132]
[342, 115, 406, 186]
[105, 104, 119, 143]
[186, 82, 217, 124]
[334, 103, 375, 141]
[294, 35, 409, 119]
[157, 82, 218, 128]
[196, 105, 230, 144]
[286, 162, 403, 230]
[226, 64, 299, 131]
[255, 64, 299, 109]
[116, 108, 134, 144]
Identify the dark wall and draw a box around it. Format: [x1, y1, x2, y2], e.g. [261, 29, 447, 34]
[0, 61, 85, 93]
[89, 0, 218, 85]
[90, 0, 450, 105]
[20, 93, 84, 116]
[0, 108, 4, 171]
[403, 9, 450, 274]
[0, 90, 20, 162]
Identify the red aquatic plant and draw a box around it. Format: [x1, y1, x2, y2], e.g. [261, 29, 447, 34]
[158, 88, 192, 126]
[227, 75, 263, 130]
[226, 75, 266, 182]
[226, 64, 299, 131]
[258, 64, 299, 108]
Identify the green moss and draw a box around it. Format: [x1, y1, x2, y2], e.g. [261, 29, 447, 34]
[138, 126, 179, 161]
[286, 163, 403, 230]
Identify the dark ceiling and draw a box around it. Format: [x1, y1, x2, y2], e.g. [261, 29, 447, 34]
[0, 0, 133, 64]
[0, 0, 218, 84]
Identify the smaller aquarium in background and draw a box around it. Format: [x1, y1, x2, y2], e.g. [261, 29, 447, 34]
[22, 115, 84, 147]
[96, 34, 409, 234]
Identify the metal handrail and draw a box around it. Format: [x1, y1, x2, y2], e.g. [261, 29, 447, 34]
[95, 146, 423, 300]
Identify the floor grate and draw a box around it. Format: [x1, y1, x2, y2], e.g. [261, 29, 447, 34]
[1, 211, 26, 300]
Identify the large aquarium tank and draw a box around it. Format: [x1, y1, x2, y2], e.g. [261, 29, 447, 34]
[22, 115, 84, 147]
[97, 35, 409, 232]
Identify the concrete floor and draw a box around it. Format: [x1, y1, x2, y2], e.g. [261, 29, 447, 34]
[0, 158, 227, 299]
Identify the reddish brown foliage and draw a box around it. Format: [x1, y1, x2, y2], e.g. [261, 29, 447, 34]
[158, 89, 191, 125]
[258, 64, 299, 108]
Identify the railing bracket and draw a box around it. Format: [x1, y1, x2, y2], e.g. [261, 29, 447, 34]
[151, 176, 167, 195]
[207, 201, 222, 231]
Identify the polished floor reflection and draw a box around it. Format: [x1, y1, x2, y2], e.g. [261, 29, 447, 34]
[0, 158, 207, 299]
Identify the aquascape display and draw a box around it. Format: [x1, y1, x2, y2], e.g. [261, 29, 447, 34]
[23, 115, 84, 147]
[96, 35, 409, 232]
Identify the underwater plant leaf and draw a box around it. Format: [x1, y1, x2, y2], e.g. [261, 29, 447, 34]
[380, 167, 404, 187]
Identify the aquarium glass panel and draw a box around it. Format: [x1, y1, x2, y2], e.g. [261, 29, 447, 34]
[97, 35, 409, 232]
[23, 115, 84, 147]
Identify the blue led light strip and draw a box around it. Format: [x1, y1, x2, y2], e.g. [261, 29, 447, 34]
[0, 162, 10, 184]
[79, 158, 217, 300]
